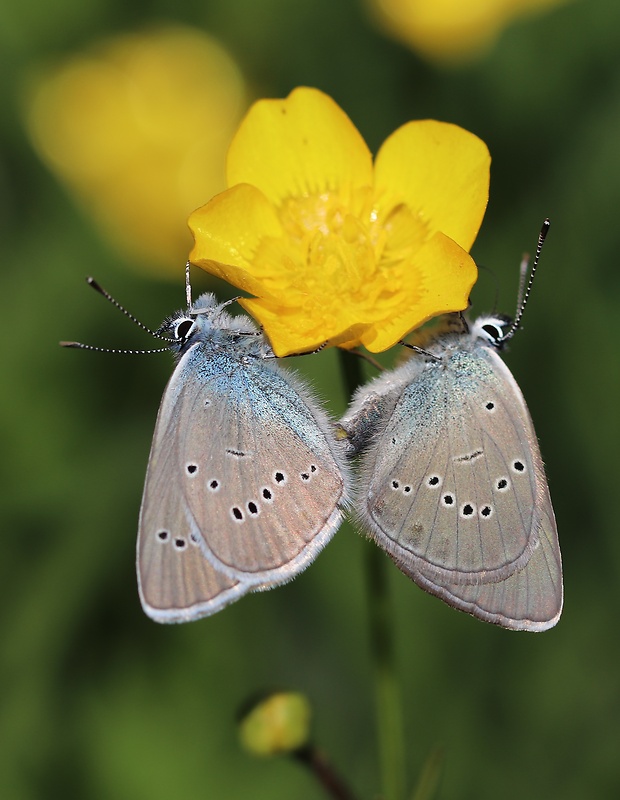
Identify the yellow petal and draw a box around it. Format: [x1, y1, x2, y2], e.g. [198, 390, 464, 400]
[240, 296, 368, 357]
[227, 87, 373, 208]
[188, 183, 284, 296]
[369, 0, 569, 63]
[361, 231, 478, 352]
[374, 120, 490, 251]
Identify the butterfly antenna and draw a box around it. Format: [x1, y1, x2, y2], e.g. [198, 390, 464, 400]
[60, 277, 177, 352]
[501, 218, 550, 342]
[185, 261, 192, 309]
[516, 251, 530, 312]
[84, 277, 173, 342]
[59, 341, 170, 354]
[185, 260, 242, 317]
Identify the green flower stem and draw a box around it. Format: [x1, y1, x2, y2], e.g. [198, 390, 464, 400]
[365, 541, 406, 800]
[338, 349, 406, 800]
[294, 745, 359, 800]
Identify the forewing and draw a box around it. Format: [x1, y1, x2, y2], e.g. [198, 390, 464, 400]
[359, 347, 542, 585]
[139, 344, 346, 620]
[180, 357, 347, 584]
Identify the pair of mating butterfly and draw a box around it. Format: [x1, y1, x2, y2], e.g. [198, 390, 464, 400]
[65, 222, 562, 631]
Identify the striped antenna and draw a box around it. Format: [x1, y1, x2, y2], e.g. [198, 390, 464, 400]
[500, 218, 550, 342]
[60, 277, 175, 354]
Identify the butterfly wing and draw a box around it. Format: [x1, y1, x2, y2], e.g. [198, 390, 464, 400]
[138, 343, 347, 622]
[138, 443, 244, 622]
[396, 481, 563, 630]
[357, 345, 544, 585]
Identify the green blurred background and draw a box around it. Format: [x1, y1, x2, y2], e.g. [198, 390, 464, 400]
[2, 0, 619, 798]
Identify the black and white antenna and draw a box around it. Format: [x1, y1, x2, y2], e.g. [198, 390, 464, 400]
[500, 218, 550, 343]
[60, 277, 174, 354]
[185, 260, 192, 310]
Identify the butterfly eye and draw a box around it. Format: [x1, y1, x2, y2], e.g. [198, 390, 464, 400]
[174, 318, 194, 340]
[480, 323, 503, 344]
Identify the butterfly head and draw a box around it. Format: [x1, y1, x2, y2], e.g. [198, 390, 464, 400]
[470, 314, 513, 350]
[158, 293, 263, 359]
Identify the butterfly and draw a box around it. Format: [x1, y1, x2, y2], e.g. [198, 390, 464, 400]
[63, 280, 349, 622]
[340, 222, 562, 631]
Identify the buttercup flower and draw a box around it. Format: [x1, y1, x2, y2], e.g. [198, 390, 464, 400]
[189, 87, 490, 356]
[366, 0, 571, 63]
[24, 26, 246, 272]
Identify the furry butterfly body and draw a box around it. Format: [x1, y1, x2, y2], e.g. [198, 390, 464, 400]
[138, 293, 349, 623]
[341, 315, 562, 631]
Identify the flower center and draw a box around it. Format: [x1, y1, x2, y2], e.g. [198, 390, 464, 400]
[280, 187, 385, 303]
[251, 186, 432, 331]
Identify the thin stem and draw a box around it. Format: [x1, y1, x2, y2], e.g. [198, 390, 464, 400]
[337, 346, 367, 402]
[294, 745, 359, 800]
[366, 543, 406, 800]
[338, 349, 406, 800]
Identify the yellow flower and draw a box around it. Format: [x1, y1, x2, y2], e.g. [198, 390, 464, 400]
[24, 26, 247, 273]
[366, 0, 571, 63]
[238, 692, 312, 757]
[189, 87, 489, 356]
